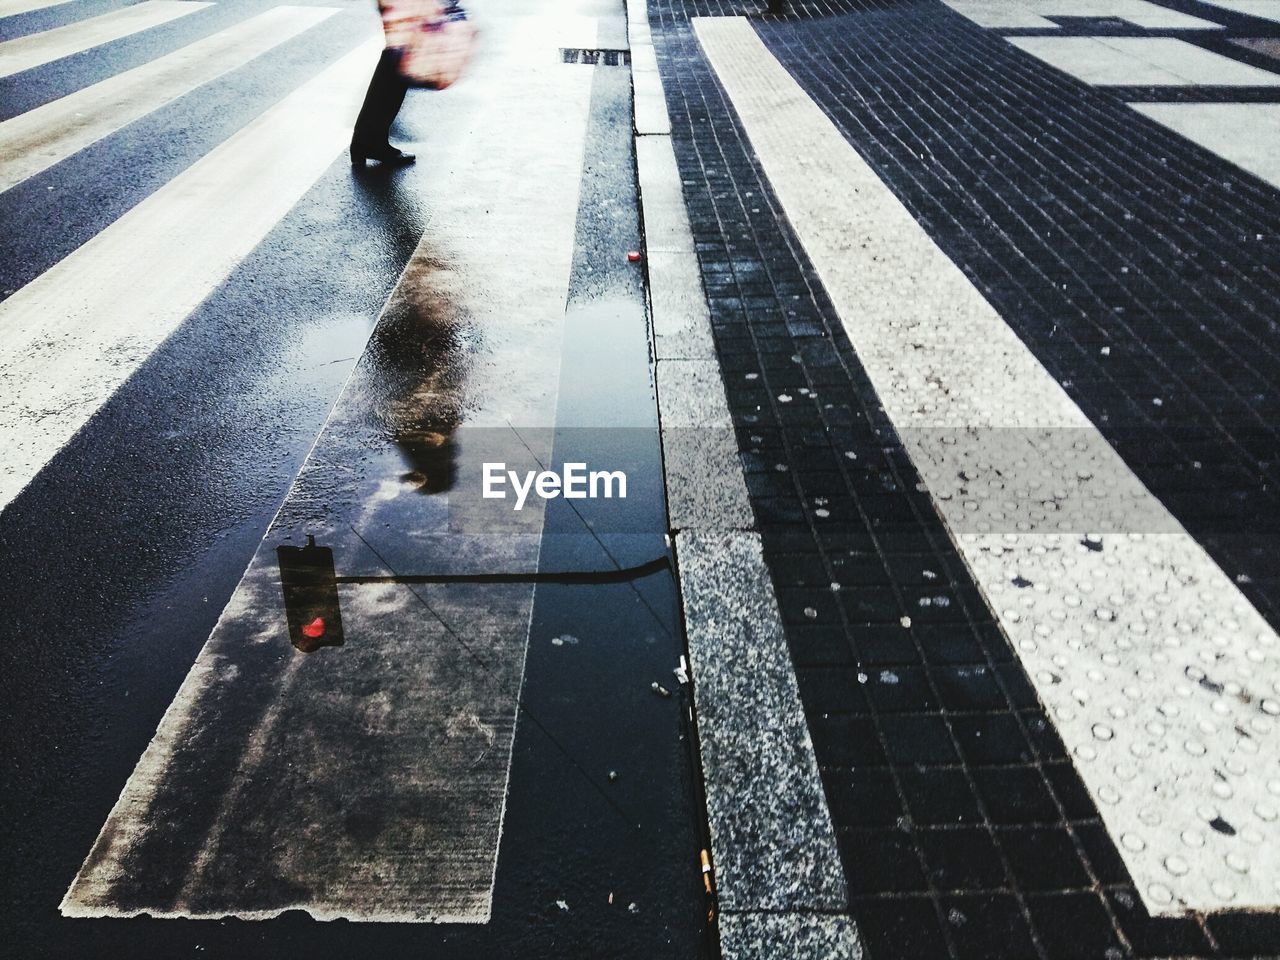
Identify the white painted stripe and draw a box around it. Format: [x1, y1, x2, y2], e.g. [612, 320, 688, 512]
[62, 7, 597, 921]
[1197, 0, 1280, 25]
[0, 0, 75, 17]
[0, 6, 337, 193]
[696, 15, 1280, 915]
[1009, 36, 1280, 86]
[941, 0, 1223, 30]
[1133, 102, 1280, 189]
[0, 0, 208, 78]
[551, 12, 598, 52]
[0, 40, 381, 515]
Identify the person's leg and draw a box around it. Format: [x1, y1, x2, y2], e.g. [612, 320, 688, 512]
[351, 49, 414, 163]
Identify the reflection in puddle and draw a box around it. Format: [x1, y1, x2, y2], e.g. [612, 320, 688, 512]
[276, 536, 345, 653]
[368, 252, 472, 497]
[396, 428, 456, 494]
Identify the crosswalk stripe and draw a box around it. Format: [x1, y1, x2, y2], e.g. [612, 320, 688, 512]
[61, 11, 599, 922]
[0, 0, 208, 79]
[0, 6, 338, 193]
[940, 0, 1224, 31]
[0, 0, 76, 18]
[1008, 36, 1280, 87]
[1133, 103, 1280, 190]
[696, 16, 1280, 915]
[0, 38, 381, 515]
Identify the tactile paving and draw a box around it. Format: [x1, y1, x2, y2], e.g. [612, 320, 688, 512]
[694, 14, 1280, 915]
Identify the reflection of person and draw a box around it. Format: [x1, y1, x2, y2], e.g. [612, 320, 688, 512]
[351, 47, 415, 166]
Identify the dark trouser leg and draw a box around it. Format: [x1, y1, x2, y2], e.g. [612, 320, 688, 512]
[352, 48, 410, 148]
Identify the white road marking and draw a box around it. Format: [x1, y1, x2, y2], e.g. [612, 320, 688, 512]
[0, 6, 338, 193]
[62, 5, 597, 921]
[1197, 0, 1280, 24]
[0, 0, 208, 78]
[941, 0, 1223, 30]
[1133, 102, 1280, 189]
[696, 15, 1280, 915]
[1008, 36, 1280, 85]
[0, 0, 75, 18]
[0, 40, 381, 516]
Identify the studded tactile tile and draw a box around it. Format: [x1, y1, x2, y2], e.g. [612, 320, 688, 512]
[645, 0, 1280, 955]
[694, 11, 1280, 915]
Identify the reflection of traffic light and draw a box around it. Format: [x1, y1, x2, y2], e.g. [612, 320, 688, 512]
[276, 536, 345, 653]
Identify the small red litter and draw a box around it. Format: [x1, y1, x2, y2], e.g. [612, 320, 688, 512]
[302, 617, 326, 639]
[627, 250, 641, 262]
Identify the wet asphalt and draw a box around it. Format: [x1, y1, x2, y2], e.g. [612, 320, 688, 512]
[0, 2, 711, 956]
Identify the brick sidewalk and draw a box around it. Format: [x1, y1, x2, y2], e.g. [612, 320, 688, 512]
[645, 1, 1280, 957]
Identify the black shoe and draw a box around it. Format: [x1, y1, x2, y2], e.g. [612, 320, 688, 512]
[350, 142, 416, 166]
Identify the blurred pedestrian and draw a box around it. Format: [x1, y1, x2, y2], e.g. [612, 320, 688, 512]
[351, 44, 415, 167]
[351, 1, 477, 167]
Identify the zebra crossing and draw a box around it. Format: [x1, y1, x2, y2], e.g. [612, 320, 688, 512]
[2, 0, 676, 931]
[0, 5, 338, 191]
[0, 1, 210, 78]
[0, 36, 379, 513]
[943, 0, 1280, 194]
[58, 4, 598, 916]
[0, 3, 375, 514]
[0, 0, 75, 15]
